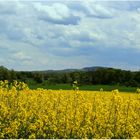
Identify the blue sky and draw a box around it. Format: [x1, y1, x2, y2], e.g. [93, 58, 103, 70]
[0, 0, 140, 71]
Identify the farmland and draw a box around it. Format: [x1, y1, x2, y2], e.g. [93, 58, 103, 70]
[0, 81, 140, 139]
[1, 0, 140, 139]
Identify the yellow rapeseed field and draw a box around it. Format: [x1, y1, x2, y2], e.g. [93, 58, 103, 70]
[0, 81, 140, 139]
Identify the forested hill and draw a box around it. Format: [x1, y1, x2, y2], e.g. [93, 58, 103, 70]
[0, 65, 140, 87]
[31, 66, 104, 73]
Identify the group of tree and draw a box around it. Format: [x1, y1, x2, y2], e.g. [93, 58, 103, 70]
[0, 66, 140, 87]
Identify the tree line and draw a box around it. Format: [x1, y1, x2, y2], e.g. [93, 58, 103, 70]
[0, 66, 140, 87]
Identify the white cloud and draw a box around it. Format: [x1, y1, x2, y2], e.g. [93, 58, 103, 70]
[13, 51, 31, 61]
[33, 2, 80, 25]
[82, 0, 114, 18]
[34, 2, 70, 20]
[0, 1, 140, 70]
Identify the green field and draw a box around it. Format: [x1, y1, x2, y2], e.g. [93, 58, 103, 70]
[28, 83, 137, 93]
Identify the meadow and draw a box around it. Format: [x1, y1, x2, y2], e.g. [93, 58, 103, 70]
[28, 82, 137, 93]
[0, 81, 140, 139]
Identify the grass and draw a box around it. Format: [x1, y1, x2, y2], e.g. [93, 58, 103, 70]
[28, 82, 137, 93]
[29, 83, 72, 90]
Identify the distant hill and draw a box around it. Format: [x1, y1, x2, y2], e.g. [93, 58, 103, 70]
[0, 65, 126, 73]
[35, 66, 106, 73]
[0, 65, 140, 87]
[82, 66, 106, 71]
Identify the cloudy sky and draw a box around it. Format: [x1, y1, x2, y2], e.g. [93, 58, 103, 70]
[0, 0, 140, 71]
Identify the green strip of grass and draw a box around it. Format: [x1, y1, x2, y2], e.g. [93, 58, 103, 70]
[28, 83, 137, 93]
[79, 85, 137, 92]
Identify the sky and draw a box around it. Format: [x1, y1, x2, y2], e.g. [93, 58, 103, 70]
[0, 0, 140, 71]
